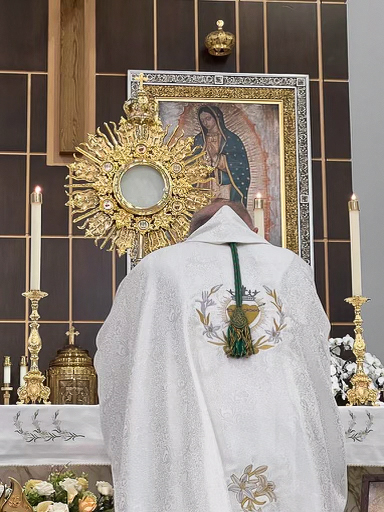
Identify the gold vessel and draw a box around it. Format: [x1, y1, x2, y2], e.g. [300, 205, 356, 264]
[47, 327, 97, 404]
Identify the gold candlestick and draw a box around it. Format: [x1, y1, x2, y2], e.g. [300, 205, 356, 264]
[1, 384, 13, 405]
[345, 295, 379, 406]
[17, 290, 51, 404]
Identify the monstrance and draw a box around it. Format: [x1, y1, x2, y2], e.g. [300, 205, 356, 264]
[66, 74, 213, 263]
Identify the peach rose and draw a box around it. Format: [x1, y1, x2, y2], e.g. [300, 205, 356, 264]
[78, 495, 97, 512]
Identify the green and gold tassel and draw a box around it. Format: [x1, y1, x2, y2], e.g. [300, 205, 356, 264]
[225, 243, 254, 358]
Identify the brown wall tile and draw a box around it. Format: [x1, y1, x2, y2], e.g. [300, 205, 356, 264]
[40, 238, 69, 321]
[38, 323, 70, 374]
[72, 239, 112, 321]
[324, 82, 351, 159]
[310, 81, 321, 159]
[96, 0, 154, 73]
[31, 74, 47, 153]
[0, 156, 26, 235]
[0, 0, 47, 71]
[115, 254, 126, 291]
[76, 323, 103, 359]
[328, 242, 354, 323]
[199, 1, 236, 72]
[267, 3, 318, 78]
[330, 324, 355, 340]
[96, 76, 127, 128]
[158, 0, 195, 71]
[312, 161, 323, 240]
[321, 4, 348, 80]
[30, 156, 68, 236]
[0, 74, 27, 152]
[326, 161, 353, 240]
[239, 2, 264, 73]
[314, 241, 326, 310]
[0, 239, 25, 320]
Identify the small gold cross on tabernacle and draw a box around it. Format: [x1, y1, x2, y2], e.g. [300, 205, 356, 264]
[134, 72, 148, 91]
[66, 326, 80, 345]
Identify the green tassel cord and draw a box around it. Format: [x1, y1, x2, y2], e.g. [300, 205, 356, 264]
[225, 243, 254, 358]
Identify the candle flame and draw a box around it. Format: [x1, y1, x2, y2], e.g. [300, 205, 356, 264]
[351, 193, 357, 200]
[256, 192, 262, 199]
[35, 186, 42, 194]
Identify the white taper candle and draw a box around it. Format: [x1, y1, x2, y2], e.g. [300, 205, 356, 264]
[348, 194, 362, 296]
[30, 186, 42, 290]
[19, 356, 28, 387]
[253, 193, 265, 238]
[3, 356, 11, 385]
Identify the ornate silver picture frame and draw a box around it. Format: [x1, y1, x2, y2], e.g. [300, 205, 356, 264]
[128, 70, 313, 265]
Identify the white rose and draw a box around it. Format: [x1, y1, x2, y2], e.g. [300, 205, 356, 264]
[59, 478, 81, 503]
[36, 501, 54, 512]
[378, 377, 384, 386]
[96, 481, 114, 496]
[35, 482, 54, 496]
[365, 353, 375, 365]
[47, 504, 69, 512]
[343, 335, 354, 347]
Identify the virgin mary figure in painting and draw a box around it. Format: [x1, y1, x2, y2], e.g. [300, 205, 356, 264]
[193, 105, 251, 206]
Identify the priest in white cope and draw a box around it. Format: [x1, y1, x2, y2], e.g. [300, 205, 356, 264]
[95, 200, 347, 512]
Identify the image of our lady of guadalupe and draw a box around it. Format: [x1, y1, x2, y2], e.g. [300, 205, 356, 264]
[193, 105, 251, 206]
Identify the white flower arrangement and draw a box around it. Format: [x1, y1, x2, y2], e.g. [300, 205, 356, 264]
[35, 482, 55, 497]
[329, 335, 384, 404]
[95, 482, 113, 497]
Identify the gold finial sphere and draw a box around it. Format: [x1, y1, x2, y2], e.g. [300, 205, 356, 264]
[217, 20, 224, 29]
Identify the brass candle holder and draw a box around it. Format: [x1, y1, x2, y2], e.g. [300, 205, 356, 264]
[17, 290, 51, 404]
[345, 295, 379, 406]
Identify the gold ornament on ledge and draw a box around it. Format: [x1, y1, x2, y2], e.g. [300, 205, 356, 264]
[17, 290, 51, 405]
[345, 295, 379, 406]
[47, 326, 98, 404]
[205, 20, 235, 57]
[0, 478, 33, 512]
[66, 72, 213, 264]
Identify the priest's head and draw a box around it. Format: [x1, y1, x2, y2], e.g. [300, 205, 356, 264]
[189, 198, 254, 234]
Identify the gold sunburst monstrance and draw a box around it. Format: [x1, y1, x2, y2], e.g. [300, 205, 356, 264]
[66, 75, 213, 261]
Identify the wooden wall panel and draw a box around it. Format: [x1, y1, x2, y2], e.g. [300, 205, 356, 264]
[0, 0, 48, 71]
[310, 82, 321, 160]
[324, 82, 352, 159]
[0, 156, 26, 236]
[72, 239, 112, 321]
[40, 238, 69, 321]
[321, 4, 349, 80]
[326, 161, 353, 240]
[0, 74, 27, 152]
[328, 242, 354, 323]
[314, 241, 326, 310]
[0, 239, 26, 320]
[30, 156, 68, 236]
[96, 75, 127, 128]
[199, 1, 236, 72]
[31, 75, 48, 153]
[96, 0, 154, 73]
[267, 3, 318, 77]
[239, 2, 264, 73]
[311, 161, 323, 240]
[157, 0, 195, 71]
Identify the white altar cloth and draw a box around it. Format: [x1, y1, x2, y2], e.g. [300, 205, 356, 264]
[0, 405, 383, 467]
